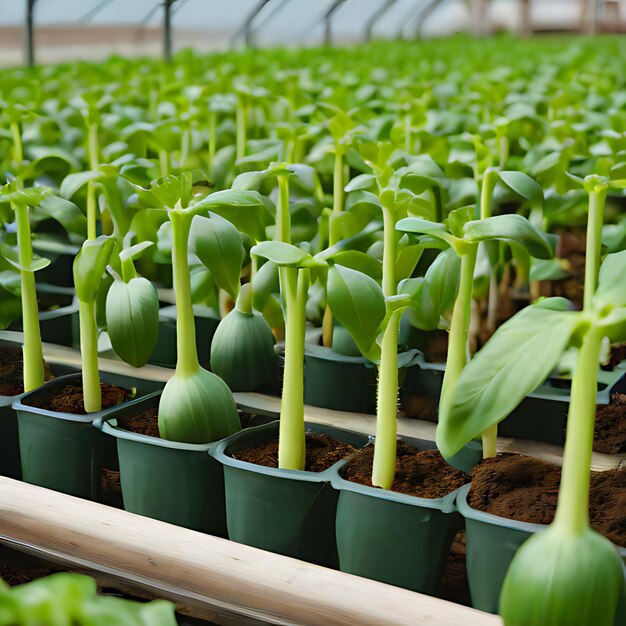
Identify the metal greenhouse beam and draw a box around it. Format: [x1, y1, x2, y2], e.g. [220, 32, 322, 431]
[25, 0, 38, 67]
[412, 0, 447, 38]
[230, 0, 272, 48]
[324, 0, 348, 46]
[394, 0, 427, 39]
[252, 0, 292, 42]
[79, 0, 118, 23]
[364, 0, 398, 42]
[163, 0, 178, 62]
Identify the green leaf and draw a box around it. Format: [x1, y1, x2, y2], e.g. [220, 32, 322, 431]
[252, 260, 279, 312]
[231, 163, 291, 191]
[0, 185, 53, 208]
[328, 249, 382, 280]
[251, 241, 314, 268]
[499, 171, 544, 205]
[437, 303, 582, 457]
[60, 171, 100, 199]
[593, 250, 626, 310]
[73, 236, 115, 303]
[191, 213, 244, 300]
[345, 173, 376, 192]
[328, 264, 385, 358]
[119, 241, 154, 263]
[39, 196, 87, 237]
[395, 243, 423, 282]
[396, 217, 458, 247]
[530, 258, 570, 282]
[0, 242, 50, 272]
[463, 214, 555, 259]
[190, 190, 270, 241]
[446, 205, 475, 238]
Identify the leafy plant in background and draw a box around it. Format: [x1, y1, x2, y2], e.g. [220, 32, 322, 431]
[0, 573, 176, 626]
[397, 170, 554, 459]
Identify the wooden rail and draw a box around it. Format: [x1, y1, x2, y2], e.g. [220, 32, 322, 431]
[0, 478, 500, 626]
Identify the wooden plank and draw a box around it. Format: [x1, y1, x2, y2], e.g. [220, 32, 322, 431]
[0, 478, 500, 626]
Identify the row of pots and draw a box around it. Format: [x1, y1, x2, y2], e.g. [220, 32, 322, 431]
[5, 375, 625, 621]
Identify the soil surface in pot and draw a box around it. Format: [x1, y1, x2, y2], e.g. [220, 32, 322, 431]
[117, 407, 160, 437]
[29, 382, 131, 414]
[594, 393, 626, 454]
[0, 347, 54, 396]
[232, 433, 354, 472]
[468, 454, 626, 547]
[341, 441, 469, 498]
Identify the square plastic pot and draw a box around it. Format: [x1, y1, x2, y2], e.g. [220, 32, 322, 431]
[8, 285, 79, 348]
[0, 360, 79, 480]
[149, 304, 220, 369]
[13, 372, 164, 500]
[210, 421, 369, 568]
[401, 354, 626, 445]
[456, 483, 626, 623]
[330, 436, 467, 595]
[95, 392, 228, 536]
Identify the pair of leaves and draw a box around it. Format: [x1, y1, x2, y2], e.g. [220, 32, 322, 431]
[73, 236, 115, 303]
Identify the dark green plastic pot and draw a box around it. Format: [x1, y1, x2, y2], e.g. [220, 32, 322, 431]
[401, 354, 626, 444]
[8, 285, 79, 348]
[95, 391, 229, 536]
[211, 421, 368, 568]
[149, 304, 220, 369]
[302, 346, 420, 415]
[13, 372, 164, 500]
[456, 484, 626, 623]
[303, 345, 378, 413]
[331, 437, 469, 595]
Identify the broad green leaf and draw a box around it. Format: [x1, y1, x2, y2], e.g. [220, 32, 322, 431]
[251, 241, 313, 268]
[60, 171, 100, 199]
[191, 213, 244, 300]
[328, 264, 385, 358]
[73, 236, 115, 303]
[437, 303, 583, 457]
[252, 260, 279, 311]
[395, 243, 423, 282]
[39, 195, 87, 237]
[231, 163, 291, 191]
[446, 205, 475, 238]
[499, 171, 544, 205]
[327, 249, 382, 280]
[530, 258, 570, 282]
[0, 185, 53, 208]
[190, 190, 270, 241]
[593, 250, 626, 310]
[463, 214, 555, 259]
[396, 217, 458, 248]
[345, 173, 376, 192]
[0, 242, 50, 272]
[119, 241, 154, 263]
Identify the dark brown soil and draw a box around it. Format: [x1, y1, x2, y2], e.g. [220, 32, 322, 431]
[30, 383, 131, 414]
[100, 468, 123, 509]
[232, 433, 355, 473]
[117, 407, 160, 438]
[421, 331, 449, 363]
[468, 454, 626, 547]
[0, 347, 53, 396]
[545, 228, 586, 309]
[594, 394, 626, 454]
[341, 441, 469, 498]
[440, 531, 471, 606]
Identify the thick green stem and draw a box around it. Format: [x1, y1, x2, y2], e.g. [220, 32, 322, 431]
[583, 189, 607, 311]
[553, 327, 602, 535]
[180, 128, 190, 168]
[332, 150, 344, 221]
[87, 181, 98, 240]
[10, 122, 23, 163]
[208, 112, 216, 172]
[499, 135, 509, 168]
[372, 309, 402, 489]
[480, 169, 497, 220]
[78, 299, 101, 413]
[170, 210, 200, 377]
[15, 203, 44, 392]
[236, 104, 247, 163]
[382, 205, 397, 298]
[404, 113, 412, 153]
[440, 244, 478, 420]
[120, 257, 137, 283]
[88, 122, 99, 171]
[278, 267, 308, 470]
[159, 150, 170, 177]
[276, 174, 291, 244]
[482, 423, 498, 459]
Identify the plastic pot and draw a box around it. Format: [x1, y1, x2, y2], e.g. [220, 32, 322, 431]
[0, 360, 79, 480]
[13, 372, 164, 500]
[401, 354, 626, 445]
[149, 304, 220, 369]
[211, 421, 368, 568]
[303, 345, 378, 413]
[331, 436, 467, 595]
[95, 392, 228, 536]
[8, 285, 79, 348]
[456, 484, 626, 623]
